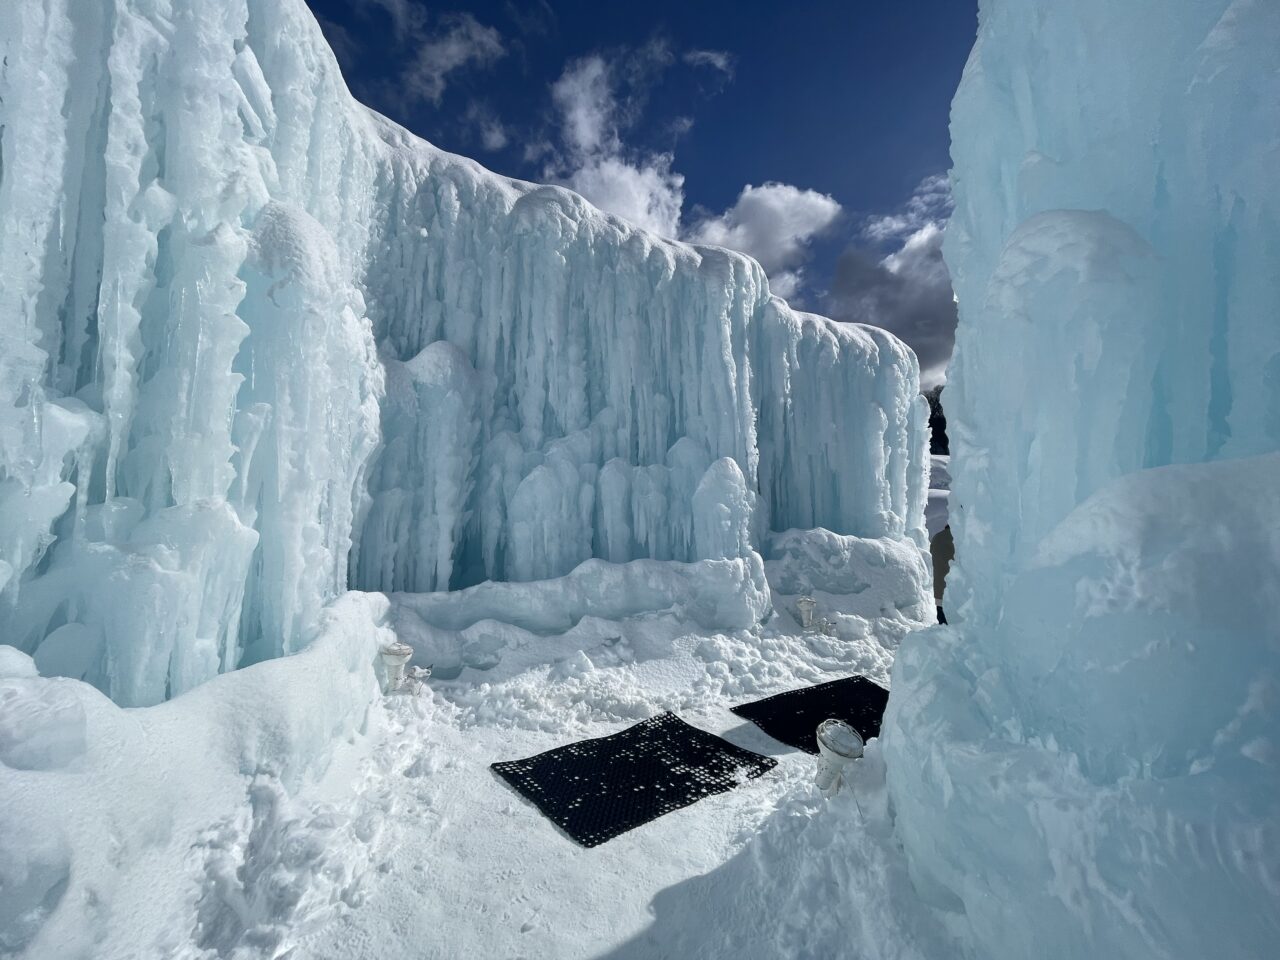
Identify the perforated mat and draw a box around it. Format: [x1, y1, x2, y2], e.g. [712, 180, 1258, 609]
[730, 675, 890, 755]
[491, 712, 776, 847]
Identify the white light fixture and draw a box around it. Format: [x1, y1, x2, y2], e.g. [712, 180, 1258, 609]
[379, 642, 414, 694]
[815, 718, 864, 798]
[795, 596, 817, 630]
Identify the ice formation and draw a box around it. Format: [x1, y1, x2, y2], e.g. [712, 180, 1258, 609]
[0, 0, 929, 708]
[883, 1, 1280, 957]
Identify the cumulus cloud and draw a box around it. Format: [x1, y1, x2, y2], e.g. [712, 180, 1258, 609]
[861, 173, 953, 243]
[566, 156, 685, 239]
[542, 41, 830, 274]
[552, 57, 616, 155]
[689, 184, 841, 299]
[826, 176, 957, 387]
[545, 53, 685, 237]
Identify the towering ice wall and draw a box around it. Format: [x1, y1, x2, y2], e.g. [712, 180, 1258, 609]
[0, 0, 928, 706]
[883, 1, 1279, 957]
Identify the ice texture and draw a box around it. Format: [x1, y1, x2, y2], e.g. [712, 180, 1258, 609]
[0, 0, 928, 706]
[883, 1, 1280, 957]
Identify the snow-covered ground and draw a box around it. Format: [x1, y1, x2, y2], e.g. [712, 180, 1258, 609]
[295, 607, 954, 960]
[3, 535, 945, 960]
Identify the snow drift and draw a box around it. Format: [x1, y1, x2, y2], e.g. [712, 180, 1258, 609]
[882, 1, 1280, 957]
[0, 0, 929, 708]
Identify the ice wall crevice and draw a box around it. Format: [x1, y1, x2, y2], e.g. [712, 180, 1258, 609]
[0, 0, 928, 706]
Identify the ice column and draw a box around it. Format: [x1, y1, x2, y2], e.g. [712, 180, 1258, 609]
[882, 2, 1280, 958]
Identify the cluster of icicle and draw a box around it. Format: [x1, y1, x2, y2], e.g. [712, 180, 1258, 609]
[0, 0, 927, 705]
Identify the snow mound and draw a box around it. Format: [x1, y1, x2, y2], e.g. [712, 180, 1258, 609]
[0, 593, 390, 959]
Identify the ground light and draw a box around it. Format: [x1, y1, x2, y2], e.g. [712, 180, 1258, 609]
[814, 718, 864, 798]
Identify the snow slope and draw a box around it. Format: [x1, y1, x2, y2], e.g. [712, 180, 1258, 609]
[884, 1, 1280, 957]
[0, 0, 927, 708]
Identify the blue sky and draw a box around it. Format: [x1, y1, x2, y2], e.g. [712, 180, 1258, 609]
[306, 0, 978, 385]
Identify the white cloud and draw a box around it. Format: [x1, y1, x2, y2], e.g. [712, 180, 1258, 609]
[464, 102, 509, 151]
[403, 13, 505, 107]
[862, 173, 953, 243]
[480, 122, 508, 151]
[683, 49, 735, 77]
[546, 56, 838, 288]
[365, 0, 427, 42]
[551, 56, 616, 155]
[827, 176, 956, 387]
[545, 55, 685, 237]
[883, 221, 951, 292]
[348, 5, 506, 108]
[688, 183, 842, 299]
[564, 155, 685, 238]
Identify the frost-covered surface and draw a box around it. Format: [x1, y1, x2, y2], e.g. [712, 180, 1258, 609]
[0, 0, 927, 708]
[883, 1, 1280, 957]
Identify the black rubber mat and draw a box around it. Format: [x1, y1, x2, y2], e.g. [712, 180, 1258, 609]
[730, 676, 890, 755]
[491, 712, 776, 847]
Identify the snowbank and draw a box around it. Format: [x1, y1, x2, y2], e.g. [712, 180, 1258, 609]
[0, 593, 391, 958]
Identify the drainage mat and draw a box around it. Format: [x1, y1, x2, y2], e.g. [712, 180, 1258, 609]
[491, 712, 777, 847]
[730, 676, 890, 755]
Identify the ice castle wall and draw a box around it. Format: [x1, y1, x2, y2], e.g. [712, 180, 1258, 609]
[0, 0, 928, 706]
[882, 1, 1280, 957]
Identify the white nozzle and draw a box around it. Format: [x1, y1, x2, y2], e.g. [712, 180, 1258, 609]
[814, 718, 864, 798]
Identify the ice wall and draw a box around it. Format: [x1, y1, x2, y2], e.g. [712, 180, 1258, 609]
[883, 1, 1280, 957]
[0, 0, 928, 706]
